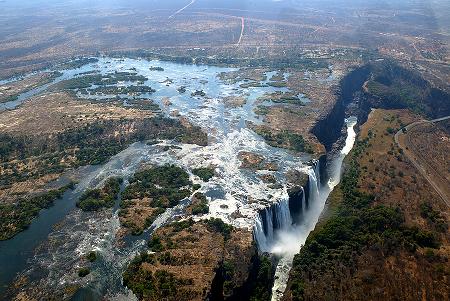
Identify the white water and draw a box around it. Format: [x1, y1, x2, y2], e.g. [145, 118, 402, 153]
[9, 57, 318, 298]
[269, 117, 358, 301]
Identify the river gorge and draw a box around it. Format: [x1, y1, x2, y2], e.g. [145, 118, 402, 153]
[0, 57, 358, 300]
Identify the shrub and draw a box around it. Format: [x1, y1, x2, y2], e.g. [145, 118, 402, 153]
[148, 235, 164, 252]
[192, 167, 215, 182]
[206, 218, 233, 240]
[78, 267, 90, 277]
[191, 192, 209, 215]
[87, 251, 97, 262]
[76, 177, 122, 211]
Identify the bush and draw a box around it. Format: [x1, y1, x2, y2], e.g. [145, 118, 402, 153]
[122, 165, 193, 206]
[247, 255, 274, 301]
[87, 251, 97, 262]
[191, 192, 209, 215]
[0, 183, 75, 240]
[206, 218, 233, 240]
[148, 235, 164, 252]
[192, 167, 215, 182]
[171, 219, 195, 232]
[420, 202, 447, 232]
[253, 128, 313, 153]
[76, 177, 122, 211]
[78, 267, 90, 277]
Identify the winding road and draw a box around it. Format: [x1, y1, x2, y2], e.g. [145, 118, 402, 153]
[394, 115, 450, 208]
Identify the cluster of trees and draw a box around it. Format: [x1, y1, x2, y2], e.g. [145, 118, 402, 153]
[288, 134, 441, 301]
[366, 61, 450, 118]
[192, 167, 215, 182]
[245, 255, 274, 301]
[420, 202, 448, 232]
[190, 192, 209, 215]
[121, 165, 193, 208]
[123, 266, 192, 300]
[89, 85, 155, 95]
[254, 128, 313, 153]
[119, 165, 195, 235]
[59, 57, 99, 70]
[0, 182, 75, 240]
[58, 72, 148, 91]
[206, 218, 233, 240]
[76, 177, 122, 211]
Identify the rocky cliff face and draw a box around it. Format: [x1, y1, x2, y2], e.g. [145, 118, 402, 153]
[122, 219, 261, 301]
[283, 107, 450, 301]
[311, 65, 371, 151]
[311, 60, 450, 153]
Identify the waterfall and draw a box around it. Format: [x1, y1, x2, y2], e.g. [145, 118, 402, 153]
[273, 199, 292, 229]
[307, 164, 320, 211]
[268, 118, 358, 301]
[300, 187, 305, 217]
[253, 164, 318, 253]
[254, 214, 270, 252]
[253, 196, 294, 253]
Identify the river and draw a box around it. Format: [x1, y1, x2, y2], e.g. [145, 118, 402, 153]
[0, 57, 353, 300]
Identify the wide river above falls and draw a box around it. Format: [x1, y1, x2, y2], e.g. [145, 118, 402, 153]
[0, 57, 355, 300]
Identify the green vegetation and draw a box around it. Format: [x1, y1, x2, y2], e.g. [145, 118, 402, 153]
[222, 261, 236, 296]
[123, 267, 190, 300]
[57, 71, 148, 91]
[89, 85, 155, 95]
[171, 218, 195, 232]
[59, 58, 99, 70]
[206, 218, 232, 240]
[267, 81, 287, 88]
[78, 267, 90, 277]
[240, 81, 265, 88]
[191, 90, 206, 97]
[254, 105, 269, 116]
[190, 192, 209, 215]
[247, 255, 274, 301]
[143, 207, 166, 229]
[121, 50, 329, 70]
[86, 251, 97, 262]
[192, 167, 215, 182]
[0, 182, 75, 240]
[122, 165, 192, 207]
[57, 74, 103, 90]
[288, 134, 441, 301]
[124, 99, 160, 111]
[0, 117, 206, 186]
[119, 165, 195, 235]
[148, 235, 165, 252]
[123, 249, 194, 300]
[366, 61, 450, 118]
[254, 128, 313, 153]
[149, 66, 164, 71]
[420, 202, 448, 232]
[0, 94, 19, 103]
[76, 177, 122, 211]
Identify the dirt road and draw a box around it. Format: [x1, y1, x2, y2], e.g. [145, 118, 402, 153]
[237, 17, 245, 46]
[395, 116, 450, 208]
